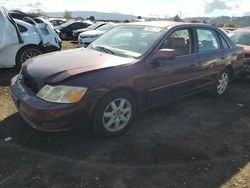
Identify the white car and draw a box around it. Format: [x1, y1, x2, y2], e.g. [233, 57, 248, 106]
[78, 23, 118, 46]
[0, 7, 61, 69]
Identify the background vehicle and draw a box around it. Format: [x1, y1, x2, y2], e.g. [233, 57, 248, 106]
[58, 20, 93, 40]
[72, 22, 107, 39]
[0, 7, 61, 69]
[49, 19, 66, 27]
[9, 10, 35, 21]
[220, 28, 231, 34]
[229, 28, 250, 76]
[11, 22, 244, 137]
[78, 23, 118, 46]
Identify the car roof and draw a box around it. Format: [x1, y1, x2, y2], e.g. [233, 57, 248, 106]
[126, 21, 211, 29]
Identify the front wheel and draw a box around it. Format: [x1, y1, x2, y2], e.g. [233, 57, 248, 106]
[93, 91, 137, 138]
[212, 69, 231, 96]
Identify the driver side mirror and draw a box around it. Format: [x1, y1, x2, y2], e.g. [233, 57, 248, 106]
[151, 49, 176, 62]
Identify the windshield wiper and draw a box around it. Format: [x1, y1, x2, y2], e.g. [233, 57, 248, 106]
[93, 46, 115, 55]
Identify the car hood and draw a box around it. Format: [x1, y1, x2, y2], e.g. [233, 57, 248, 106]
[23, 48, 135, 86]
[80, 30, 105, 36]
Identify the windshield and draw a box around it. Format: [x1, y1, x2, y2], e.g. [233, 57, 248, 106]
[229, 31, 250, 46]
[89, 25, 165, 58]
[87, 22, 105, 30]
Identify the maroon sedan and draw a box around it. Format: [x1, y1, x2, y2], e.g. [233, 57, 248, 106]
[229, 28, 250, 75]
[11, 21, 244, 137]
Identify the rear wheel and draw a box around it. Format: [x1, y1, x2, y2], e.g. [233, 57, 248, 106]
[16, 46, 43, 69]
[212, 69, 230, 96]
[93, 91, 137, 138]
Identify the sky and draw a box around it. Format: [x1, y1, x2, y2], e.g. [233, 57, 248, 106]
[1, 0, 250, 18]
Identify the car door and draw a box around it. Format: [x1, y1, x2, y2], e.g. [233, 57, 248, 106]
[65, 23, 74, 35]
[69, 23, 82, 36]
[195, 27, 227, 88]
[142, 28, 200, 106]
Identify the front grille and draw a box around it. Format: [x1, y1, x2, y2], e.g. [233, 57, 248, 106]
[22, 71, 39, 93]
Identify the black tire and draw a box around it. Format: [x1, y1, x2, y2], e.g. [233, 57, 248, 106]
[16, 45, 44, 70]
[60, 32, 68, 40]
[93, 90, 137, 138]
[211, 69, 231, 97]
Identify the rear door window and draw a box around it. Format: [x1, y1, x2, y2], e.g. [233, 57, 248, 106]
[197, 28, 220, 52]
[220, 34, 231, 49]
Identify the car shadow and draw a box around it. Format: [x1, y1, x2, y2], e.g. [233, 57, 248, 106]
[0, 68, 18, 86]
[0, 80, 249, 187]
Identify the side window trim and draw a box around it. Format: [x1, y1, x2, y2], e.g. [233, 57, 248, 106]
[216, 31, 232, 49]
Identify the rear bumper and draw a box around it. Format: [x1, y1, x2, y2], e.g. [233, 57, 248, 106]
[11, 76, 92, 132]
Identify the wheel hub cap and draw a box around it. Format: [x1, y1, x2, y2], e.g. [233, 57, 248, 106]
[103, 98, 132, 132]
[217, 73, 229, 94]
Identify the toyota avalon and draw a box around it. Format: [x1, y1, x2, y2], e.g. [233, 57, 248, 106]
[11, 21, 244, 137]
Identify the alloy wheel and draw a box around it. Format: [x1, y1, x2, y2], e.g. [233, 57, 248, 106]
[21, 48, 42, 64]
[60, 33, 67, 40]
[102, 98, 132, 132]
[217, 72, 229, 94]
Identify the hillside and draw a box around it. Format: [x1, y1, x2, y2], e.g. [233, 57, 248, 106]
[47, 11, 250, 27]
[184, 16, 250, 27]
[47, 11, 137, 21]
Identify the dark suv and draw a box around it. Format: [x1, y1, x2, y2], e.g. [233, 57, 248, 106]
[59, 21, 92, 40]
[72, 22, 107, 40]
[11, 21, 244, 137]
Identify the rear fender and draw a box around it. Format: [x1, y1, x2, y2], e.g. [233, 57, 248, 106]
[34, 18, 61, 49]
[0, 7, 21, 51]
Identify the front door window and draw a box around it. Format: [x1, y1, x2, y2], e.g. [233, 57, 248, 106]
[161, 29, 193, 56]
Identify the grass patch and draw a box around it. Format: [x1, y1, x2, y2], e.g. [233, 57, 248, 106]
[62, 41, 80, 50]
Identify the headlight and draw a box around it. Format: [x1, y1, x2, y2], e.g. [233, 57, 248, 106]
[37, 85, 87, 103]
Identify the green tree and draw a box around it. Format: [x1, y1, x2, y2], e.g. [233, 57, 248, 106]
[63, 10, 72, 20]
[89, 16, 95, 21]
[137, 16, 142, 19]
[173, 14, 182, 22]
[190, 20, 200, 23]
[223, 22, 237, 28]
